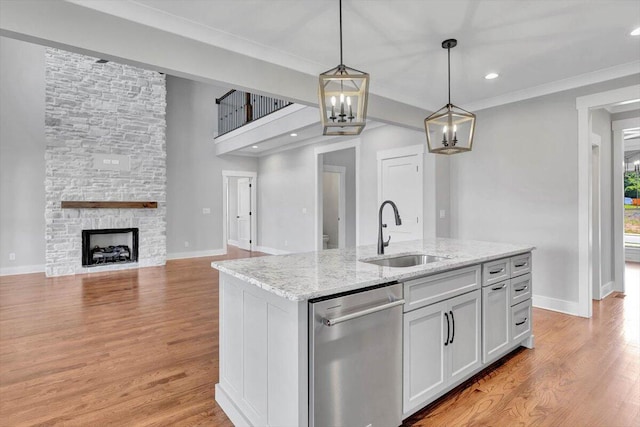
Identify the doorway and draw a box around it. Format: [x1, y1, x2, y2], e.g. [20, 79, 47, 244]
[576, 84, 640, 317]
[222, 170, 257, 253]
[322, 165, 346, 249]
[315, 140, 360, 251]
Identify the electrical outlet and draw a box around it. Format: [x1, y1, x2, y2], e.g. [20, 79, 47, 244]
[184, 241, 190, 248]
[439, 209, 446, 219]
[284, 240, 288, 247]
[202, 207, 211, 214]
[9, 252, 16, 261]
[302, 208, 307, 214]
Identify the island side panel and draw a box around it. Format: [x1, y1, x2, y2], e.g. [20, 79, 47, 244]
[217, 272, 308, 427]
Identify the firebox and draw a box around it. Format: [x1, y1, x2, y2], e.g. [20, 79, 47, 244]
[82, 228, 139, 267]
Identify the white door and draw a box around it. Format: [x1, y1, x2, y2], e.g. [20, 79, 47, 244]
[380, 155, 423, 242]
[237, 177, 252, 250]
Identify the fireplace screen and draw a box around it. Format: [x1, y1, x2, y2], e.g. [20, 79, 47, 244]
[82, 228, 139, 267]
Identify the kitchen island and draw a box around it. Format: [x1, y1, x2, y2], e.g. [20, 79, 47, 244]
[212, 238, 534, 427]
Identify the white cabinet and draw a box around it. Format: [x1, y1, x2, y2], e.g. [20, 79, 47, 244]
[481, 252, 533, 365]
[481, 281, 511, 363]
[403, 289, 481, 414]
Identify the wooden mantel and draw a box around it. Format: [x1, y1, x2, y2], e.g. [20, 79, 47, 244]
[61, 201, 157, 209]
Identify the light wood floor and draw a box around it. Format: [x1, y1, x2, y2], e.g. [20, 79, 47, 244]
[1, 253, 638, 426]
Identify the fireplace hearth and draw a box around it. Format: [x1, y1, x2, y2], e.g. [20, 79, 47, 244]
[82, 228, 139, 267]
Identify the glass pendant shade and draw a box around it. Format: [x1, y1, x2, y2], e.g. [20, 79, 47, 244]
[319, 64, 369, 135]
[424, 103, 476, 154]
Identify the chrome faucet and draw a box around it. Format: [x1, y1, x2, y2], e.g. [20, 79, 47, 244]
[378, 200, 402, 255]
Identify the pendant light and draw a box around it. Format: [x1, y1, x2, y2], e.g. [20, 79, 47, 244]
[318, 0, 369, 136]
[424, 39, 476, 155]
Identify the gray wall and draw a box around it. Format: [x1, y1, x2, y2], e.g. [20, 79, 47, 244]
[323, 148, 356, 247]
[450, 74, 640, 307]
[591, 108, 613, 289]
[165, 76, 257, 257]
[257, 124, 446, 252]
[0, 37, 45, 273]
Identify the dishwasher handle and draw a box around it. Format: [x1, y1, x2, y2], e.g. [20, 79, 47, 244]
[323, 299, 405, 327]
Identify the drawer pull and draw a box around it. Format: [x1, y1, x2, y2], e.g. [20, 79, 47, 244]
[444, 312, 450, 346]
[492, 284, 507, 291]
[514, 261, 528, 268]
[515, 317, 528, 326]
[515, 285, 529, 292]
[489, 267, 505, 275]
[449, 310, 455, 344]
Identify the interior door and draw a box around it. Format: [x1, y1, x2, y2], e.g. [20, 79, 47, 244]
[380, 155, 423, 242]
[237, 177, 252, 251]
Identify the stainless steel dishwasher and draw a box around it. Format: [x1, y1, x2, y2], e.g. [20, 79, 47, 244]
[309, 283, 404, 427]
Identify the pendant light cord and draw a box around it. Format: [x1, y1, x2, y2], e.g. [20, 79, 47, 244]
[339, 0, 343, 65]
[447, 45, 451, 105]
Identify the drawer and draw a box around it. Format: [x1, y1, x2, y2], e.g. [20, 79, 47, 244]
[482, 258, 511, 287]
[510, 273, 532, 306]
[511, 253, 532, 277]
[404, 265, 480, 312]
[511, 299, 532, 343]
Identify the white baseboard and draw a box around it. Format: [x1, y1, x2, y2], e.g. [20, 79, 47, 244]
[601, 281, 614, 299]
[532, 294, 581, 316]
[166, 249, 226, 260]
[254, 245, 291, 255]
[227, 239, 239, 247]
[0, 264, 45, 276]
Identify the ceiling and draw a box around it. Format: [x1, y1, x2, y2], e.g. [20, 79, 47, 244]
[72, 0, 640, 112]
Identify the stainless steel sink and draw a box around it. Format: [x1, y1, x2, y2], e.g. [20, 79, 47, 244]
[361, 254, 447, 268]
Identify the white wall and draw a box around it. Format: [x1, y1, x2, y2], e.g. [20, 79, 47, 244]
[323, 148, 356, 247]
[0, 37, 45, 274]
[258, 124, 448, 252]
[591, 108, 614, 289]
[165, 76, 258, 258]
[450, 74, 640, 312]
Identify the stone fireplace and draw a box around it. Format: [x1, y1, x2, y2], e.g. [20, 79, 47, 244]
[44, 48, 166, 277]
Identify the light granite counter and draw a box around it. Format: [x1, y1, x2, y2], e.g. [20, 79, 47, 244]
[211, 238, 534, 301]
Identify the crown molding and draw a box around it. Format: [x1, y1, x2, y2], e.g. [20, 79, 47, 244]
[464, 61, 640, 112]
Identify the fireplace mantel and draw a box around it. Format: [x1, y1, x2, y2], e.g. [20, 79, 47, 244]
[61, 201, 157, 209]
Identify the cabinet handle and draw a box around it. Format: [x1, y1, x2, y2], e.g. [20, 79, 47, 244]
[449, 310, 455, 344]
[515, 317, 528, 326]
[444, 312, 450, 346]
[514, 261, 528, 268]
[515, 285, 529, 292]
[491, 284, 507, 291]
[323, 299, 405, 326]
[489, 267, 505, 275]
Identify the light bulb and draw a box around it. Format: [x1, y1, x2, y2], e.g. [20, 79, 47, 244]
[453, 125, 457, 132]
[443, 125, 448, 133]
[340, 93, 345, 104]
[635, 160, 640, 166]
[347, 96, 351, 106]
[331, 96, 336, 106]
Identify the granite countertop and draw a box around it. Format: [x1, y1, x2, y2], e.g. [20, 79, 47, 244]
[211, 238, 534, 301]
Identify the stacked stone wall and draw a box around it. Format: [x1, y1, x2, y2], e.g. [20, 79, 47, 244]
[45, 49, 166, 276]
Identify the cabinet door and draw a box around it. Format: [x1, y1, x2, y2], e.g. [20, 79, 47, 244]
[448, 290, 482, 383]
[403, 300, 448, 414]
[482, 281, 511, 363]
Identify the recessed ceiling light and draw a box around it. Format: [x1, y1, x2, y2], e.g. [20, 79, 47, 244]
[485, 73, 499, 80]
[290, 133, 298, 137]
[252, 145, 259, 149]
[631, 27, 640, 36]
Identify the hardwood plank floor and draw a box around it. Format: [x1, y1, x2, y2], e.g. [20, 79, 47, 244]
[1, 254, 638, 426]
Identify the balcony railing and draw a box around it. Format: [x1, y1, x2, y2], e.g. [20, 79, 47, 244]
[216, 90, 292, 137]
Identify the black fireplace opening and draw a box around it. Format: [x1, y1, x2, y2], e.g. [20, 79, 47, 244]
[82, 228, 139, 267]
